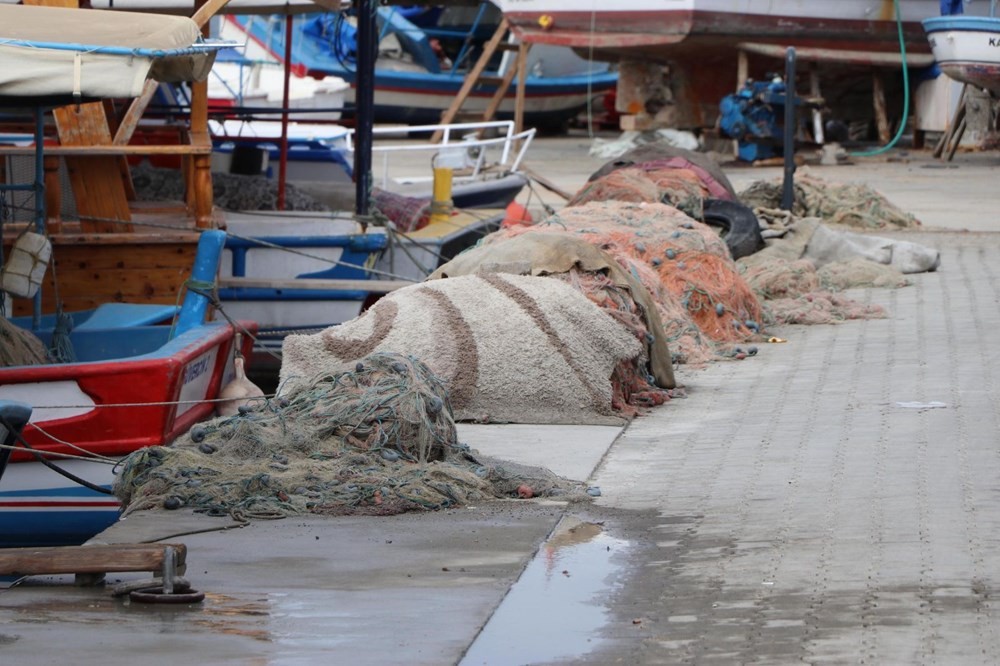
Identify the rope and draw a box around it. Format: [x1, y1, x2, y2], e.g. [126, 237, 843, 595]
[29, 422, 119, 462]
[0, 416, 115, 495]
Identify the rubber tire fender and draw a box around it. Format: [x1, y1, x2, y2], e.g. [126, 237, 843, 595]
[701, 198, 765, 260]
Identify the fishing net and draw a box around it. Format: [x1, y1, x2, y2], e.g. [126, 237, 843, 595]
[426, 232, 678, 418]
[736, 216, 907, 326]
[763, 292, 886, 327]
[554, 270, 673, 416]
[569, 166, 709, 220]
[130, 162, 328, 212]
[370, 188, 431, 233]
[113, 352, 589, 518]
[0, 317, 49, 367]
[738, 173, 920, 230]
[488, 201, 764, 365]
[818, 258, 909, 291]
[587, 145, 738, 200]
[281, 273, 642, 425]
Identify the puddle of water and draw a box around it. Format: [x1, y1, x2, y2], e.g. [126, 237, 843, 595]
[460, 519, 628, 666]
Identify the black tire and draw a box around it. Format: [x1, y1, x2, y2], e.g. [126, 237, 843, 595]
[701, 198, 765, 260]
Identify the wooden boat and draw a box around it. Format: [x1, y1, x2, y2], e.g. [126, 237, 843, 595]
[223, 2, 618, 132]
[0, 231, 254, 548]
[924, 14, 1000, 95]
[0, 1, 254, 548]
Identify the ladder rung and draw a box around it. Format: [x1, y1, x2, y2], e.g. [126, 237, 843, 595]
[497, 43, 520, 52]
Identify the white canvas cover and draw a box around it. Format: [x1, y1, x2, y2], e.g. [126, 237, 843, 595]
[83, 0, 340, 15]
[0, 5, 216, 99]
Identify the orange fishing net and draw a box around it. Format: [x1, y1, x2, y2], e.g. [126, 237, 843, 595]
[488, 201, 765, 365]
[552, 268, 673, 418]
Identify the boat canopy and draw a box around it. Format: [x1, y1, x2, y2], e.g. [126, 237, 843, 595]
[0, 4, 227, 101]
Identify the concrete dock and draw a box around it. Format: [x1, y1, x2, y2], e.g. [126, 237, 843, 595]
[2, 140, 999, 665]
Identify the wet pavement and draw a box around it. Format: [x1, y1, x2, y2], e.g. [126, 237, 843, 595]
[2, 137, 1000, 665]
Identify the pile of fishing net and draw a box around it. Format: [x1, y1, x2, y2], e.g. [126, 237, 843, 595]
[569, 166, 711, 220]
[130, 162, 328, 212]
[0, 317, 49, 367]
[428, 232, 677, 418]
[487, 201, 764, 365]
[370, 188, 431, 233]
[738, 173, 920, 230]
[571, 147, 740, 221]
[281, 273, 643, 425]
[737, 219, 898, 326]
[114, 352, 588, 518]
[729, 174, 938, 326]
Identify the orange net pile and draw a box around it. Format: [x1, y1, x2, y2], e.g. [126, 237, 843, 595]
[487, 201, 764, 365]
[569, 166, 710, 220]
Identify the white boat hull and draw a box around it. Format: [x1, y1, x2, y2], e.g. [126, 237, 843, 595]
[925, 18, 1000, 95]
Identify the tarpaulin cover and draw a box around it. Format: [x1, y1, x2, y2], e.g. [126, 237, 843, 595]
[0, 4, 215, 100]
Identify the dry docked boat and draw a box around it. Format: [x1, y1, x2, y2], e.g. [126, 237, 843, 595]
[497, 0, 956, 57]
[223, 2, 618, 132]
[492, 0, 995, 127]
[923, 10, 1000, 95]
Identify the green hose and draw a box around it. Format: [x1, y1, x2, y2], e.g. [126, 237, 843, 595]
[852, 0, 909, 156]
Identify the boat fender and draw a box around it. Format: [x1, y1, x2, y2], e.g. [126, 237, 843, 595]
[0, 231, 51, 298]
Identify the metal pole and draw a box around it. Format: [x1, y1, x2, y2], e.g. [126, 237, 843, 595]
[277, 13, 293, 211]
[354, 0, 377, 224]
[781, 47, 796, 212]
[32, 107, 46, 330]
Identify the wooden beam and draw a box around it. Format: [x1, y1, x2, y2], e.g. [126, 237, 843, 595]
[0, 144, 213, 156]
[872, 71, 891, 145]
[432, 18, 512, 142]
[478, 53, 519, 129]
[519, 164, 573, 200]
[191, 0, 233, 27]
[0, 543, 187, 577]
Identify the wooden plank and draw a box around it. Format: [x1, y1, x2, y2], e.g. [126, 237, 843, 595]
[872, 71, 891, 145]
[0, 543, 186, 576]
[0, 145, 213, 156]
[4, 235, 201, 316]
[53, 244, 196, 271]
[432, 18, 511, 142]
[47, 232, 201, 246]
[53, 104, 133, 233]
[218, 277, 415, 293]
[519, 164, 573, 200]
[478, 52, 519, 127]
[514, 42, 528, 135]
